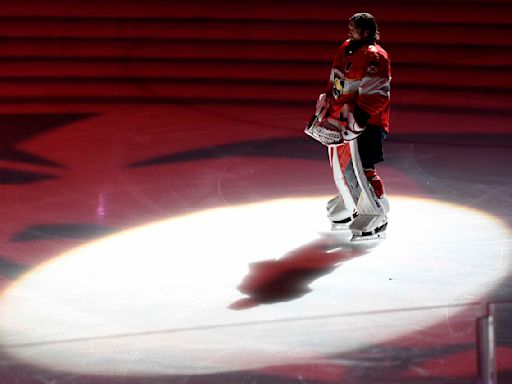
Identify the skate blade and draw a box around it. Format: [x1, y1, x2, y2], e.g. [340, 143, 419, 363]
[351, 231, 386, 241]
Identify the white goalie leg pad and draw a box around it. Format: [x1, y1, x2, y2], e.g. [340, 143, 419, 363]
[346, 139, 388, 236]
[327, 195, 353, 219]
[327, 145, 357, 230]
[350, 217, 388, 241]
[326, 195, 340, 211]
[347, 140, 386, 217]
[327, 196, 359, 230]
[379, 194, 390, 214]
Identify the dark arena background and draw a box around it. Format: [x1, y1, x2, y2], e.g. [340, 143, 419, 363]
[0, 1, 511, 383]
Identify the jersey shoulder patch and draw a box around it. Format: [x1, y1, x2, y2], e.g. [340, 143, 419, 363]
[366, 45, 388, 76]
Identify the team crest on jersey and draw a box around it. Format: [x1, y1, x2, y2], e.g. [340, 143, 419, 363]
[367, 59, 379, 75]
[332, 69, 343, 99]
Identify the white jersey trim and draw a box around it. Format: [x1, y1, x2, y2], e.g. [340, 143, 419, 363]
[359, 77, 390, 97]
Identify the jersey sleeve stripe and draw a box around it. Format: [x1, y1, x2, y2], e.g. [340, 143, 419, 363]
[359, 77, 390, 97]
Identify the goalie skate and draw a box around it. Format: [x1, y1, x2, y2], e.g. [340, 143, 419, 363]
[331, 211, 359, 231]
[351, 220, 388, 241]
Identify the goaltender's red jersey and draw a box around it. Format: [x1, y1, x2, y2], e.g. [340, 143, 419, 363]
[326, 39, 391, 132]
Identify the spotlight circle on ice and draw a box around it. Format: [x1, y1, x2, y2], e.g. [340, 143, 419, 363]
[0, 196, 509, 376]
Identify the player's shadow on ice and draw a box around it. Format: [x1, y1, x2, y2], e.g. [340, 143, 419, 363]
[229, 232, 380, 310]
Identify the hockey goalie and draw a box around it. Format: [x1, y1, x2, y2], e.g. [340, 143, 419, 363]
[305, 12, 391, 241]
